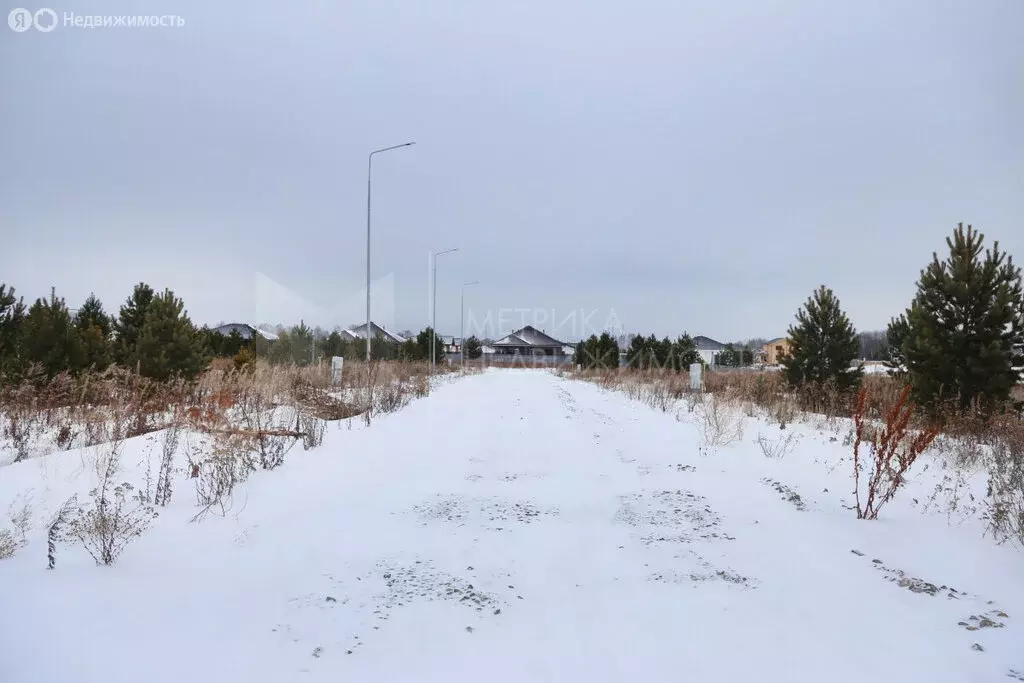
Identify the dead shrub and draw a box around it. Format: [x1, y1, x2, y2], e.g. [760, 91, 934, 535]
[193, 436, 252, 521]
[70, 480, 157, 565]
[0, 529, 18, 560]
[695, 391, 745, 449]
[153, 419, 180, 507]
[985, 414, 1024, 544]
[756, 430, 801, 459]
[853, 385, 941, 520]
[71, 436, 155, 566]
[1, 384, 47, 463]
[7, 494, 32, 543]
[297, 411, 325, 450]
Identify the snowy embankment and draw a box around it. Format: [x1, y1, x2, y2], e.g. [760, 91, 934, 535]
[1, 369, 1022, 683]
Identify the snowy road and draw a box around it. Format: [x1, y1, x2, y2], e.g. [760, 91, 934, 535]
[2, 370, 1022, 682]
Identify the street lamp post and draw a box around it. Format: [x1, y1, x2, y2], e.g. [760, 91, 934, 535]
[461, 281, 479, 368]
[366, 141, 415, 364]
[430, 248, 459, 370]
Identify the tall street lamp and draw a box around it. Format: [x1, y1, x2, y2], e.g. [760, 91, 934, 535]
[366, 141, 415, 363]
[431, 247, 459, 369]
[461, 281, 479, 368]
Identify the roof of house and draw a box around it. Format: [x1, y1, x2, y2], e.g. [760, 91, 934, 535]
[211, 323, 278, 341]
[345, 322, 406, 344]
[693, 335, 726, 351]
[765, 337, 788, 345]
[493, 325, 567, 348]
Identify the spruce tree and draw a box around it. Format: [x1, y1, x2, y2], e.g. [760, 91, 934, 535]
[782, 285, 862, 391]
[131, 289, 209, 381]
[900, 223, 1024, 413]
[114, 283, 155, 365]
[0, 284, 26, 381]
[74, 293, 112, 371]
[21, 291, 84, 379]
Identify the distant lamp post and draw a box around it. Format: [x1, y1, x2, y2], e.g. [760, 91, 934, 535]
[430, 248, 459, 369]
[461, 281, 480, 367]
[365, 141, 415, 363]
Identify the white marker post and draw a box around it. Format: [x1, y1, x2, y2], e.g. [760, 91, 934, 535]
[690, 363, 702, 392]
[331, 356, 344, 387]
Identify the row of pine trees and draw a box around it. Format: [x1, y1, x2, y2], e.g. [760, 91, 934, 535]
[782, 223, 1023, 414]
[0, 281, 487, 386]
[0, 283, 208, 384]
[572, 223, 1023, 415]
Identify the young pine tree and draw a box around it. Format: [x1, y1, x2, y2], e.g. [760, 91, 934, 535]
[901, 223, 1024, 413]
[625, 335, 651, 369]
[575, 333, 620, 369]
[597, 332, 621, 369]
[74, 293, 112, 371]
[131, 289, 209, 381]
[323, 331, 345, 359]
[21, 290, 84, 379]
[415, 327, 447, 364]
[884, 314, 910, 379]
[782, 285, 862, 391]
[114, 283, 155, 366]
[290, 322, 314, 366]
[268, 330, 292, 365]
[672, 333, 701, 370]
[0, 284, 27, 381]
[463, 335, 483, 360]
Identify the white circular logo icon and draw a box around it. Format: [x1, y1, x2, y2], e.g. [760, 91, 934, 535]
[33, 8, 57, 32]
[8, 7, 32, 31]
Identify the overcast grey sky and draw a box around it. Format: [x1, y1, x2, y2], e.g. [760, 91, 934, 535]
[2, 0, 1022, 342]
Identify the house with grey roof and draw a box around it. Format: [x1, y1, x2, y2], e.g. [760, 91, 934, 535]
[485, 325, 574, 363]
[693, 335, 726, 366]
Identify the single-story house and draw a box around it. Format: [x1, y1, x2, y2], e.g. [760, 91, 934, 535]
[693, 336, 726, 366]
[342, 322, 406, 344]
[490, 325, 573, 359]
[763, 337, 792, 365]
[211, 323, 278, 341]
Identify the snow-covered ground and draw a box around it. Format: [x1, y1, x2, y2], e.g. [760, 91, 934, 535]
[1, 369, 1022, 682]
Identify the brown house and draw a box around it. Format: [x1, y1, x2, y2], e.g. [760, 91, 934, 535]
[763, 337, 791, 365]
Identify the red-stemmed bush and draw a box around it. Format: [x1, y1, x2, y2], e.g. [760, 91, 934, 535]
[853, 385, 941, 520]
